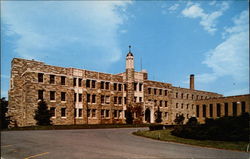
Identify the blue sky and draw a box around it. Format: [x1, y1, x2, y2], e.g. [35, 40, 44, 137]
[1, 0, 249, 98]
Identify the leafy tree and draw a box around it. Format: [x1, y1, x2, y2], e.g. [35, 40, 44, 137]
[34, 100, 52, 125]
[0, 97, 11, 129]
[186, 117, 198, 126]
[155, 106, 162, 123]
[174, 114, 185, 125]
[125, 106, 134, 124]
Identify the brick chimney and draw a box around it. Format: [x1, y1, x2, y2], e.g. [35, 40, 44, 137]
[190, 74, 194, 90]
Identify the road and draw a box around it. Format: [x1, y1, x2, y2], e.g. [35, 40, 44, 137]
[1, 128, 248, 159]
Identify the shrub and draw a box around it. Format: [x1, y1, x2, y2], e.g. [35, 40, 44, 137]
[0, 98, 11, 129]
[149, 124, 164, 131]
[125, 107, 134, 124]
[174, 114, 185, 125]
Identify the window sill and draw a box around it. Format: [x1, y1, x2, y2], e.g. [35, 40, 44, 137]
[61, 117, 67, 119]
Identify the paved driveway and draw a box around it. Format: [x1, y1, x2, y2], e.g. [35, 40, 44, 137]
[1, 128, 248, 159]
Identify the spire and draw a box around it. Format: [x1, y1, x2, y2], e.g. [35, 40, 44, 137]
[127, 45, 134, 57]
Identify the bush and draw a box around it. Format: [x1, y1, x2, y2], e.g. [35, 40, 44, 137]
[0, 98, 11, 129]
[171, 113, 250, 141]
[125, 107, 134, 124]
[149, 124, 164, 131]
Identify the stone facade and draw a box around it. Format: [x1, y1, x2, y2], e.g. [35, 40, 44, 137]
[8, 51, 250, 127]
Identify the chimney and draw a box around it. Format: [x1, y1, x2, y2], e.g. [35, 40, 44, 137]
[190, 74, 194, 90]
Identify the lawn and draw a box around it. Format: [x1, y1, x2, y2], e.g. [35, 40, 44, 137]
[133, 129, 249, 152]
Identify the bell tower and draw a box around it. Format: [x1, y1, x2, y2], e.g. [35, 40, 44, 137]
[126, 45, 135, 108]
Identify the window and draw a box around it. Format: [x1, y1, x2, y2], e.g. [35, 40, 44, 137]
[181, 103, 183, 109]
[139, 97, 142, 102]
[74, 93, 77, 102]
[124, 97, 127, 104]
[176, 103, 178, 108]
[78, 78, 82, 87]
[38, 90, 44, 100]
[114, 110, 118, 118]
[196, 95, 199, 100]
[101, 109, 105, 118]
[61, 92, 66, 101]
[101, 81, 105, 89]
[86, 79, 91, 88]
[105, 82, 110, 90]
[38, 73, 43, 82]
[50, 75, 55, 84]
[232, 102, 237, 116]
[78, 108, 82, 117]
[106, 110, 110, 117]
[186, 94, 189, 99]
[92, 80, 96, 88]
[118, 97, 122, 104]
[164, 90, 168, 96]
[181, 93, 184, 99]
[148, 88, 151, 94]
[159, 89, 162, 95]
[209, 104, 213, 117]
[241, 101, 246, 113]
[114, 83, 117, 90]
[105, 96, 110, 104]
[196, 105, 199, 117]
[186, 104, 189, 109]
[224, 103, 228, 116]
[124, 84, 127, 91]
[50, 107, 55, 117]
[139, 83, 143, 92]
[87, 94, 91, 103]
[159, 100, 162, 107]
[134, 83, 137, 91]
[74, 108, 77, 117]
[192, 94, 194, 100]
[154, 100, 157, 106]
[217, 103, 221, 117]
[134, 97, 137, 102]
[50, 91, 55, 100]
[101, 95, 105, 104]
[78, 93, 82, 102]
[118, 84, 122, 91]
[73, 78, 77, 86]
[92, 94, 96, 103]
[176, 92, 178, 98]
[202, 105, 206, 117]
[165, 101, 168, 107]
[154, 89, 157, 95]
[114, 96, 118, 104]
[87, 109, 91, 117]
[201, 96, 203, 100]
[61, 76, 66, 85]
[92, 109, 96, 117]
[61, 108, 66, 117]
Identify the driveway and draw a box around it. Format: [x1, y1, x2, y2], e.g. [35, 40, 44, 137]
[1, 128, 248, 159]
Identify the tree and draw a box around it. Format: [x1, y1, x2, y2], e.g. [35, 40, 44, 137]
[0, 98, 11, 129]
[155, 106, 162, 123]
[125, 106, 134, 124]
[34, 100, 52, 125]
[186, 117, 198, 126]
[174, 114, 185, 125]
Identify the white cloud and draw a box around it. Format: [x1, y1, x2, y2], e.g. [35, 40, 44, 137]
[202, 10, 249, 82]
[1, 1, 132, 66]
[168, 4, 179, 12]
[182, 2, 229, 34]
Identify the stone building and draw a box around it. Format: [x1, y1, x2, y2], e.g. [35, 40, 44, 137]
[8, 48, 250, 126]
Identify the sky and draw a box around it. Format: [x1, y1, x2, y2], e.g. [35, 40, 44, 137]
[1, 0, 249, 98]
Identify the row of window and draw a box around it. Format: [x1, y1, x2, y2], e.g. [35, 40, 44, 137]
[38, 90, 66, 101]
[148, 88, 168, 96]
[50, 107, 66, 118]
[176, 103, 194, 109]
[148, 99, 168, 107]
[175, 92, 211, 100]
[196, 101, 246, 118]
[38, 73, 66, 85]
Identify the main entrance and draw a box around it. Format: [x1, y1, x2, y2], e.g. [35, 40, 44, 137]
[145, 108, 151, 123]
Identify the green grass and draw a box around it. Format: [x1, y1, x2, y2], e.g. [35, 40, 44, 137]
[133, 129, 249, 152]
[2, 124, 149, 131]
